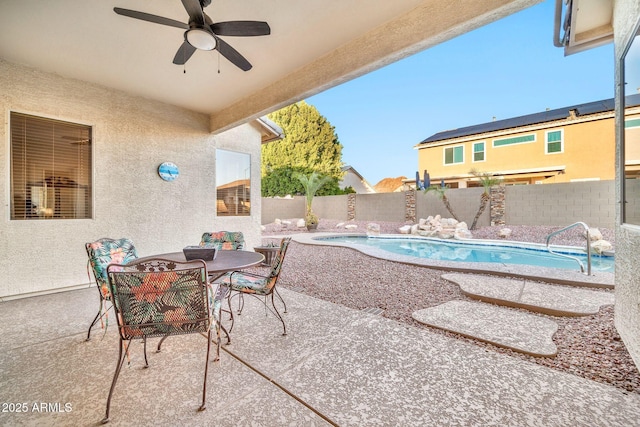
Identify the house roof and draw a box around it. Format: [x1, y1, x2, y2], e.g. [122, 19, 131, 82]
[418, 93, 640, 146]
[255, 117, 284, 143]
[374, 176, 407, 193]
[0, 1, 536, 134]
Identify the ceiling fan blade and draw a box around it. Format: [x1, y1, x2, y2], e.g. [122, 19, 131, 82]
[215, 37, 252, 71]
[172, 41, 198, 65]
[210, 21, 271, 36]
[113, 7, 188, 30]
[181, 0, 204, 25]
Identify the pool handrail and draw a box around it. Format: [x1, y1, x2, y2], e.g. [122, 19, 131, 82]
[545, 222, 592, 276]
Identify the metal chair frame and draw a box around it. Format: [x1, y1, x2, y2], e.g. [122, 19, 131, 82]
[225, 237, 291, 336]
[85, 238, 138, 341]
[101, 258, 221, 424]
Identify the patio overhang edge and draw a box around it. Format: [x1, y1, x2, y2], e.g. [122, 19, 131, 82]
[207, 0, 541, 135]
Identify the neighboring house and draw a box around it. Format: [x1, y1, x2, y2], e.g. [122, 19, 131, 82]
[340, 165, 376, 193]
[415, 95, 640, 187]
[373, 176, 408, 193]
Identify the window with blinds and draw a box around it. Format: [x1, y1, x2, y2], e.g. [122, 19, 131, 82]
[10, 112, 92, 220]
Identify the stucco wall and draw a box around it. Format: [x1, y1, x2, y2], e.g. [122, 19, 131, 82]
[505, 181, 615, 228]
[0, 60, 262, 299]
[614, 0, 640, 370]
[355, 193, 406, 222]
[417, 187, 489, 227]
[262, 182, 614, 229]
[262, 197, 306, 224]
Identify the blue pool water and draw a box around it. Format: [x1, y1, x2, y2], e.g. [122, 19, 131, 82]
[316, 236, 615, 273]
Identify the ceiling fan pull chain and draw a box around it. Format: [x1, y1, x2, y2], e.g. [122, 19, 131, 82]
[217, 50, 221, 74]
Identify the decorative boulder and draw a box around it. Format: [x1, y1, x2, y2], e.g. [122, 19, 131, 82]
[438, 230, 454, 239]
[454, 222, 472, 239]
[587, 228, 603, 242]
[591, 240, 613, 255]
[498, 228, 512, 238]
[281, 220, 291, 227]
[336, 222, 345, 228]
[275, 218, 282, 225]
[296, 218, 306, 228]
[399, 225, 412, 234]
[454, 228, 473, 239]
[345, 224, 358, 230]
[411, 224, 419, 235]
[261, 225, 266, 231]
[367, 223, 380, 236]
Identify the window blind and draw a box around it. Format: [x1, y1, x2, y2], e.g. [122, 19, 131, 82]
[10, 112, 92, 220]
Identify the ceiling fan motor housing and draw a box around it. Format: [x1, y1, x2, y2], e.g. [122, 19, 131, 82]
[186, 27, 216, 50]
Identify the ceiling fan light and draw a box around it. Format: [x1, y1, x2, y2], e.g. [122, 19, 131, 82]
[186, 28, 216, 50]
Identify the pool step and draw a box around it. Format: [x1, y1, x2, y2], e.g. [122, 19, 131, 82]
[442, 273, 614, 316]
[412, 300, 558, 357]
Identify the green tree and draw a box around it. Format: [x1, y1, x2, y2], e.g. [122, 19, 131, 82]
[469, 169, 502, 230]
[262, 101, 344, 196]
[293, 171, 331, 228]
[261, 166, 348, 197]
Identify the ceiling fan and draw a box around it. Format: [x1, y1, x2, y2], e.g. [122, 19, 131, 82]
[114, 0, 270, 71]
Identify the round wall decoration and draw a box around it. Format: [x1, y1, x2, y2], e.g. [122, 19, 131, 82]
[158, 162, 179, 181]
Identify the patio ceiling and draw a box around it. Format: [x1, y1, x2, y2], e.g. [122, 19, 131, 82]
[0, 0, 538, 133]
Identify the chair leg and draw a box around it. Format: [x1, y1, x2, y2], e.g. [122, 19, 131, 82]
[143, 337, 149, 368]
[236, 293, 245, 315]
[199, 329, 212, 412]
[102, 338, 128, 424]
[86, 309, 102, 341]
[273, 287, 288, 314]
[156, 334, 170, 353]
[87, 298, 109, 341]
[226, 292, 237, 334]
[270, 293, 287, 336]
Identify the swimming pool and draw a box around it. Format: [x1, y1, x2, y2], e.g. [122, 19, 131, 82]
[314, 235, 615, 273]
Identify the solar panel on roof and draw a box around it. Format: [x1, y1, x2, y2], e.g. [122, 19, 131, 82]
[418, 95, 628, 146]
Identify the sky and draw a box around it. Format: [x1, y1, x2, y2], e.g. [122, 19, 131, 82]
[307, 0, 615, 186]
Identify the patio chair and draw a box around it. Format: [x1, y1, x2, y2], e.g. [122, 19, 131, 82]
[101, 257, 223, 424]
[221, 237, 291, 336]
[85, 237, 138, 341]
[200, 231, 245, 250]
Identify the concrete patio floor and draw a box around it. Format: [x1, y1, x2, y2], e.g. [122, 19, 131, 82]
[1, 286, 639, 426]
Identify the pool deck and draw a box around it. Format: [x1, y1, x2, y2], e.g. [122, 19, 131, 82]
[290, 232, 615, 289]
[1, 286, 639, 426]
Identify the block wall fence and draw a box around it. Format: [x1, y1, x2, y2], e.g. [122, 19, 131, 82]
[261, 180, 616, 229]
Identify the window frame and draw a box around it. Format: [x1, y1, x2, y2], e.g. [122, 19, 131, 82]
[545, 129, 564, 154]
[492, 134, 536, 148]
[9, 110, 94, 221]
[621, 17, 640, 226]
[215, 148, 251, 217]
[443, 145, 464, 165]
[472, 141, 486, 163]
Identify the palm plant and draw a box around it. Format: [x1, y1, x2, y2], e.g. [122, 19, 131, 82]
[469, 169, 502, 230]
[293, 171, 331, 228]
[424, 185, 460, 221]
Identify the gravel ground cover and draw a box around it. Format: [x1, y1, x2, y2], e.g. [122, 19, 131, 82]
[256, 219, 639, 394]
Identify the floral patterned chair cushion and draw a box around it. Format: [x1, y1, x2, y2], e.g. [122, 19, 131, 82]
[221, 237, 291, 296]
[200, 231, 245, 250]
[86, 238, 138, 299]
[225, 273, 275, 296]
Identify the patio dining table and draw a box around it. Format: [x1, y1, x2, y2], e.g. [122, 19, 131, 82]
[136, 249, 265, 279]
